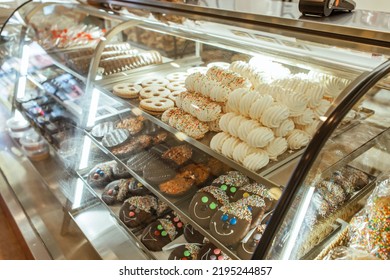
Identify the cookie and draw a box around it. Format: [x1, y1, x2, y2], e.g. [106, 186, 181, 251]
[232, 183, 280, 212]
[141, 213, 184, 251]
[159, 170, 196, 197]
[188, 186, 229, 228]
[139, 86, 170, 99]
[184, 224, 205, 244]
[119, 195, 158, 228]
[91, 121, 114, 139]
[186, 67, 208, 75]
[168, 91, 183, 104]
[209, 201, 252, 247]
[198, 243, 231, 260]
[141, 77, 169, 87]
[113, 83, 142, 98]
[236, 224, 266, 260]
[87, 162, 114, 188]
[143, 158, 176, 185]
[112, 161, 132, 179]
[111, 135, 153, 158]
[166, 72, 188, 82]
[101, 129, 130, 149]
[127, 150, 159, 173]
[102, 179, 133, 205]
[127, 178, 150, 197]
[169, 243, 201, 260]
[211, 171, 250, 200]
[115, 116, 144, 135]
[180, 163, 210, 187]
[161, 144, 193, 166]
[167, 81, 185, 92]
[236, 195, 266, 227]
[140, 97, 174, 113]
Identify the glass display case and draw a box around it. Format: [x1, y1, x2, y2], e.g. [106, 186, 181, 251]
[0, 0, 389, 260]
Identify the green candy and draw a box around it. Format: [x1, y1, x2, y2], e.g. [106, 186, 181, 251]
[220, 184, 228, 191]
[184, 250, 191, 257]
[209, 202, 217, 210]
[201, 196, 209, 203]
[230, 186, 237, 193]
[157, 225, 163, 230]
[161, 231, 167, 237]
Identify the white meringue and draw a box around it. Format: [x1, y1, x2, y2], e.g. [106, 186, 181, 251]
[210, 132, 231, 153]
[273, 118, 295, 137]
[287, 129, 311, 150]
[246, 126, 275, 148]
[260, 104, 289, 128]
[265, 137, 288, 161]
[248, 94, 274, 121]
[243, 150, 270, 171]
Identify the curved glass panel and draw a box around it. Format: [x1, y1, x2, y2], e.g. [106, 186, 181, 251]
[264, 72, 390, 259]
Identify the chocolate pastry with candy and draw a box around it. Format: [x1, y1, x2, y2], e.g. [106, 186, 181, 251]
[119, 195, 159, 228]
[141, 212, 185, 251]
[237, 195, 266, 227]
[211, 171, 250, 200]
[183, 224, 205, 244]
[232, 183, 282, 212]
[180, 163, 211, 187]
[209, 201, 252, 247]
[87, 161, 115, 188]
[168, 243, 201, 260]
[189, 186, 229, 228]
[237, 224, 266, 260]
[161, 144, 193, 166]
[102, 179, 131, 205]
[198, 242, 231, 260]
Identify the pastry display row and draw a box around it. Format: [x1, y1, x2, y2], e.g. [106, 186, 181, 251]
[1, 1, 390, 260]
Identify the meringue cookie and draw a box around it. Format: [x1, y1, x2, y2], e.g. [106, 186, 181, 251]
[314, 99, 331, 117]
[243, 150, 270, 171]
[304, 82, 325, 108]
[276, 91, 308, 117]
[299, 119, 320, 137]
[209, 82, 231, 102]
[325, 76, 350, 98]
[185, 72, 203, 92]
[265, 137, 288, 161]
[260, 104, 289, 128]
[210, 132, 231, 153]
[246, 126, 275, 148]
[219, 112, 238, 133]
[287, 129, 311, 150]
[273, 118, 295, 137]
[228, 115, 248, 137]
[292, 108, 315, 125]
[221, 136, 242, 159]
[248, 94, 274, 121]
[238, 119, 261, 142]
[239, 91, 260, 117]
[232, 142, 258, 164]
[226, 88, 248, 113]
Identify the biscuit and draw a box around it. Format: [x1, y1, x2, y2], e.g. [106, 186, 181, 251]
[166, 72, 188, 82]
[168, 91, 183, 103]
[139, 86, 170, 99]
[167, 81, 186, 92]
[140, 97, 174, 113]
[141, 77, 169, 87]
[113, 83, 142, 98]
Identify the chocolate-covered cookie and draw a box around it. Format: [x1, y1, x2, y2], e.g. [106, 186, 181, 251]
[161, 144, 193, 166]
[102, 129, 130, 149]
[115, 116, 144, 135]
[112, 161, 132, 179]
[143, 158, 176, 185]
[237, 195, 266, 227]
[197, 243, 231, 260]
[209, 202, 252, 247]
[237, 224, 266, 260]
[102, 179, 132, 205]
[168, 244, 201, 260]
[159, 170, 196, 197]
[232, 183, 281, 212]
[184, 224, 204, 244]
[189, 186, 229, 229]
[141, 213, 184, 251]
[127, 150, 159, 173]
[111, 135, 153, 158]
[91, 121, 114, 139]
[127, 178, 150, 196]
[180, 163, 210, 187]
[87, 162, 115, 188]
[212, 171, 250, 200]
[119, 195, 158, 228]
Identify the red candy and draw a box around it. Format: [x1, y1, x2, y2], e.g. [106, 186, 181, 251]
[177, 222, 183, 228]
[107, 189, 113, 195]
[129, 211, 135, 217]
[213, 249, 221, 255]
[154, 230, 160, 236]
[173, 217, 180, 222]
